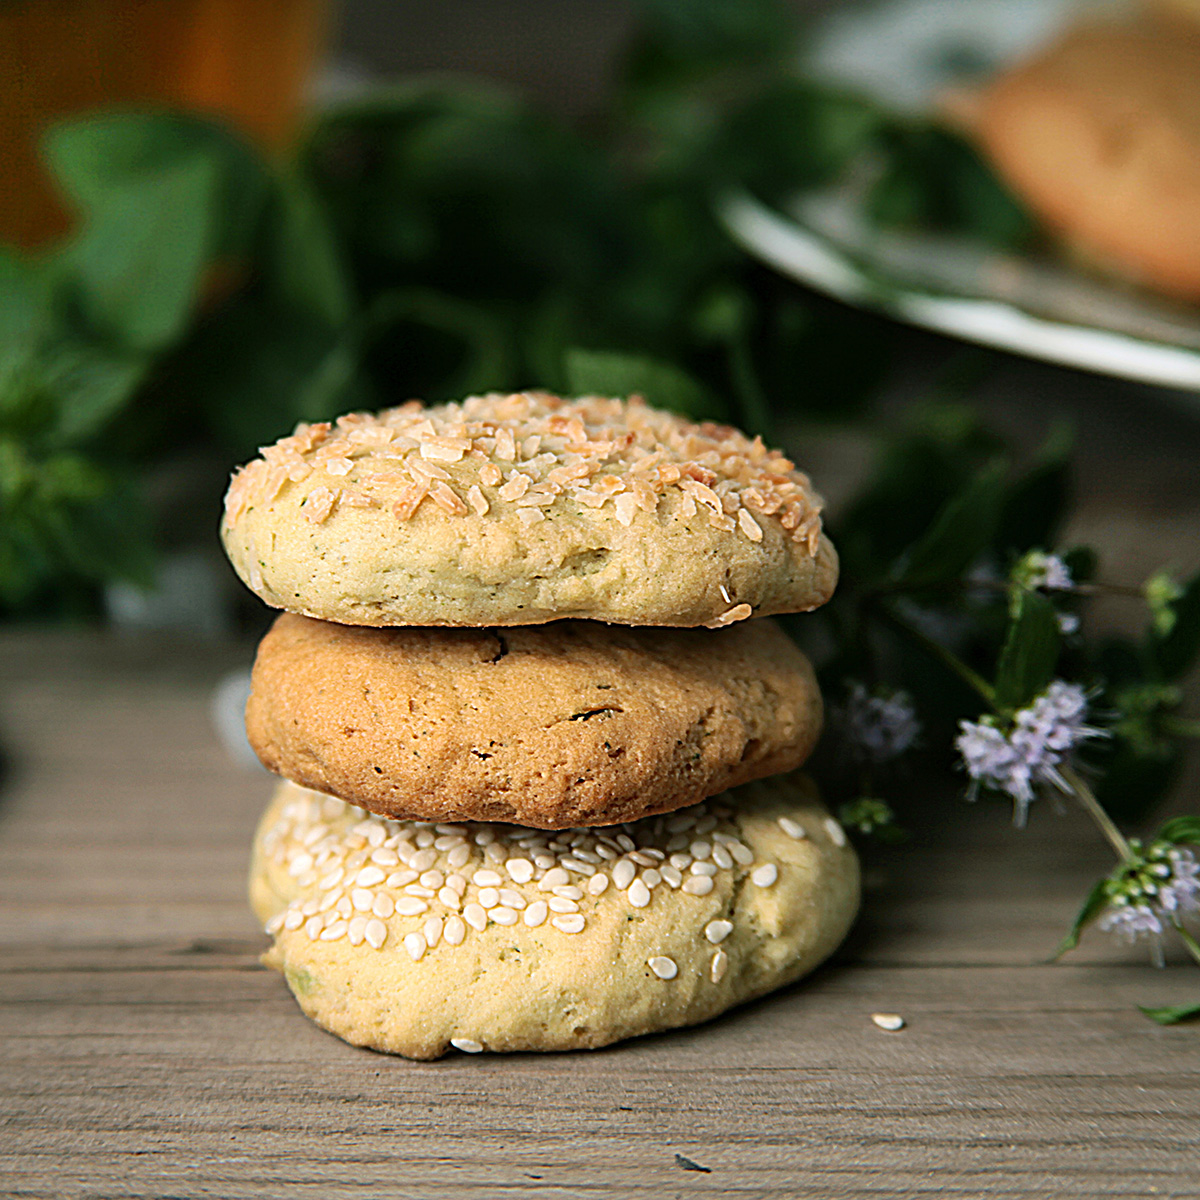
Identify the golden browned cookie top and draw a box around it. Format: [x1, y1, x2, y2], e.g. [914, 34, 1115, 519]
[221, 393, 837, 628]
[246, 613, 823, 828]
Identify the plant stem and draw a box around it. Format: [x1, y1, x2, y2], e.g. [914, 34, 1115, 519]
[1162, 716, 1200, 740]
[1061, 766, 1132, 860]
[875, 602, 996, 707]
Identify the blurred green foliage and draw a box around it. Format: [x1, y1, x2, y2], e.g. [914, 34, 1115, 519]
[0, 0, 1035, 618]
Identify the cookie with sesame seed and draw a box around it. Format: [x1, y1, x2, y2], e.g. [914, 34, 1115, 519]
[249, 772, 859, 1059]
[220, 393, 837, 628]
[246, 613, 823, 828]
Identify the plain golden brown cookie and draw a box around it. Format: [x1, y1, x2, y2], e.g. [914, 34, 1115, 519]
[250, 774, 859, 1059]
[974, 13, 1200, 301]
[246, 613, 823, 828]
[221, 393, 838, 628]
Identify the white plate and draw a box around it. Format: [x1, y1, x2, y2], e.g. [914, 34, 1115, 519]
[719, 0, 1200, 392]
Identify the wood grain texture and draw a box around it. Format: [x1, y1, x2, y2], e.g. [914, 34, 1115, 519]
[0, 630, 1197, 1199]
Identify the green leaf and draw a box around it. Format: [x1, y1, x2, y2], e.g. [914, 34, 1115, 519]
[892, 461, 1007, 587]
[564, 347, 727, 420]
[994, 590, 1061, 712]
[56, 152, 221, 352]
[1055, 877, 1109, 958]
[1139, 1002, 1200, 1025]
[41, 341, 148, 446]
[993, 426, 1072, 555]
[266, 173, 354, 328]
[1157, 816, 1200, 846]
[1152, 570, 1200, 682]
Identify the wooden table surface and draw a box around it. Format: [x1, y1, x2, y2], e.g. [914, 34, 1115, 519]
[3, 364, 1200, 1199]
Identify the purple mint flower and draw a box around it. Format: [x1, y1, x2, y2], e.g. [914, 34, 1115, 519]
[837, 683, 921, 765]
[1022, 551, 1074, 592]
[1157, 849, 1200, 917]
[955, 681, 1104, 825]
[1098, 901, 1164, 941]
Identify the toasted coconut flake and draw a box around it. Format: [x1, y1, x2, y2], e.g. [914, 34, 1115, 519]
[302, 486, 339, 525]
[429, 480, 468, 515]
[738, 508, 764, 542]
[392, 483, 428, 521]
[706, 602, 753, 628]
[466, 484, 489, 516]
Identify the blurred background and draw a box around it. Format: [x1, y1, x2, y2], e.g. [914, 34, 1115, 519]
[3, 0, 1200, 642]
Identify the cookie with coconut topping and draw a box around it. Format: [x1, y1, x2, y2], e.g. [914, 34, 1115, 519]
[246, 613, 823, 828]
[250, 772, 859, 1059]
[221, 393, 838, 627]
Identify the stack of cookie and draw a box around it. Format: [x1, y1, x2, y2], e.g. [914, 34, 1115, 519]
[221, 392, 859, 1059]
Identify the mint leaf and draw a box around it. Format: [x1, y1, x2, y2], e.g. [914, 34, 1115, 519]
[56, 152, 221, 353]
[1139, 1002, 1200, 1026]
[1157, 816, 1200, 846]
[565, 347, 727, 420]
[995, 590, 1060, 713]
[892, 461, 1007, 587]
[1055, 877, 1109, 958]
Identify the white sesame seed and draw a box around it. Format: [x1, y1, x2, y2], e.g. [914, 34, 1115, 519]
[265, 912, 285, 935]
[666, 814, 697, 834]
[710, 845, 733, 870]
[648, 956, 678, 980]
[491, 906, 519, 926]
[415, 830, 435, 849]
[669, 853, 693, 870]
[642, 869, 662, 888]
[682, 875, 714, 896]
[451, 1037, 484, 1054]
[478, 888, 500, 909]
[505, 858, 534, 884]
[612, 859, 637, 890]
[463, 903, 487, 931]
[751, 864, 778, 887]
[304, 915, 323, 940]
[704, 920, 733, 944]
[473, 869, 503, 888]
[410, 848, 438, 872]
[284, 908, 304, 931]
[728, 841, 755, 866]
[560, 856, 597, 876]
[474, 829, 495, 846]
[710, 949, 728, 983]
[372, 893, 395, 919]
[318, 888, 341, 913]
[690, 861, 717, 877]
[588, 873, 610, 895]
[443, 916, 467, 945]
[370, 848, 399, 867]
[524, 900, 549, 927]
[778, 816, 807, 840]
[552, 914, 586, 934]
[872, 1013, 905, 1032]
[538, 867, 571, 890]
[447, 844, 471, 869]
[484, 842, 506, 865]
[365, 918, 388, 949]
[419, 870, 445, 889]
[660, 865, 683, 888]
[438, 887, 463, 910]
[395, 897, 429, 916]
[694, 816, 718, 835]
[498, 888, 527, 910]
[424, 917, 443, 948]
[547, 897, 580, 914]
[690, 841, 712, 861]
[628, 851, 657, 868]
[404, 885, 436, 899]
[347, 915, 368, 945]
[404, 932, 426, 961]
[301, 897, 320, 917]
[336, 896, 353, 918]
[551, 885, 583, 901]
[385, 869, 419, 888]
[318, 868, 345, 889]
[320, 920, 348, 941]
[533, 852, 556, 869]
[594, 843, 617, 860]
[355, 866, 386, 887]
[351, 888, 374, 912]
[627, 879, 651, 908]
[446, 873, 467, 894]
[825, 817, 847, 848]
[288, 853, 314, 877]
[616, 834, 636, 853]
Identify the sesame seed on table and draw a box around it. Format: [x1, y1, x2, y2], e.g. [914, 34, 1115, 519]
[0, 628, 1196, 1199]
